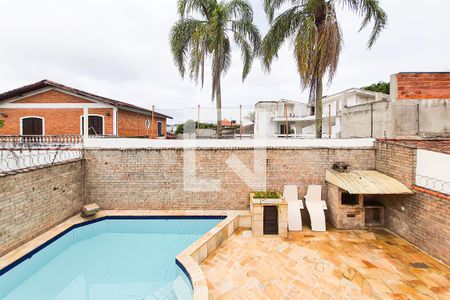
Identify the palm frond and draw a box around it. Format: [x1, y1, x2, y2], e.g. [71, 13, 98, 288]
[263, 0, 292, 23]
[177, 0, 214, 19]
[169, 18, 206, 77]
[172, 0, 260, 101]
[339, 0, 387, 48]
[261, 5, 305, 72]
[233, 32, 252, 80]
[225, 0, 253, 22]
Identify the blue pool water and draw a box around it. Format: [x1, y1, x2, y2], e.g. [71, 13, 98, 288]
[0, 217, 223, 300]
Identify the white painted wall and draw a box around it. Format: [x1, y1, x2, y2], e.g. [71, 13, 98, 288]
[416, 149, 450, 194]
[84, 137, 375, 149]
[254, 107, 277, 138]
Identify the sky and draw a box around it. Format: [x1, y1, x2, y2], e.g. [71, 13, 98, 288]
[0, 0, 449, 124]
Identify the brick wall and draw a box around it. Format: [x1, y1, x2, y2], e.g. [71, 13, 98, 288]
[396, 72, 450, 100]
[14, 89, 93, 103]
[0, 108, 114, 135]
[0, 89, 167, 137]
[374, 141, 450, 265]
[0, 160, 84, 256]
[117, 109, 166, 137]
[83, 148, 375, 210]
[375, 141, 416, 186]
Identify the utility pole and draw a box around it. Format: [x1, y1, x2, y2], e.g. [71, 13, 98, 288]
[240, 105, 243, 139]
[284, 103, 288, 138]
[197, 105, 200, 138]
[150, 105, 155, 139]
[328, 104, 332, 138]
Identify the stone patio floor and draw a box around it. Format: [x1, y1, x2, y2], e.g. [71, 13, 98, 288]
[201, 228, 450, 299]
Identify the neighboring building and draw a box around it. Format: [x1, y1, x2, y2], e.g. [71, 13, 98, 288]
[322, 88, 389, 138]
[0, 80, 172, 137]
[166, 124, 178, 133]
[255, 72, 450, 139]
[254, 99, 309, 138]
[340, 72, 450, 138]
[221, 119, 236, 127]
[255, 92, 387, 138]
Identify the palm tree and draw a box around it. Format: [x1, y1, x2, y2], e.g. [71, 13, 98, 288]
[170, 0, 261, 137]
[261, 0, 387, 138]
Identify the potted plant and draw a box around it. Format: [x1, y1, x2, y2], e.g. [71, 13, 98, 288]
[250, 190, 284, 205]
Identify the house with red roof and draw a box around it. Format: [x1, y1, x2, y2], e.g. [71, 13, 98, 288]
[0, 80, 172, 137]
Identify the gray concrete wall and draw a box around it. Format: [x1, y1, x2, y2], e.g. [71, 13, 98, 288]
[340, 101, 391, 138]
[339, 99, 449, 139]
[389, 73, 450, 138]
[390, 100, 450, 138]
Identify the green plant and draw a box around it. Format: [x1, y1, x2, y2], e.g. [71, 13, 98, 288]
[362, 81, 390, 94]
[253, 191, 282, 199]
[170, 0, 261, 138]
[0, 119, 4, 128]
[175, 120, 216, 134]
[244, 111, 255, 124]
[261, 0, 387, 138]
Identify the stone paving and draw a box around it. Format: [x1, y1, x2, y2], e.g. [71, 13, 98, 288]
[201, 228, 450, 299]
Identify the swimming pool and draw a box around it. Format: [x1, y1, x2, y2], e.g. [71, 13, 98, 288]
[0, 216, 224, 300]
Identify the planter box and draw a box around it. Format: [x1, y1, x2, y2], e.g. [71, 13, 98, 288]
[249, 193, 288, 238]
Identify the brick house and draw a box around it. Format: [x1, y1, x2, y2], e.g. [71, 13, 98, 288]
[0, 80, 172, 137]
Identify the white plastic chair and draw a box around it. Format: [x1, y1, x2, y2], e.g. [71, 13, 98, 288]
[305, 185, 327, 232]
[284, 185, 304, 231]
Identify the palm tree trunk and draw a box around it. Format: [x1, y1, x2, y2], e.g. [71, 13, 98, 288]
[216, 79, 223, 138]
[315, 77, 323, 138]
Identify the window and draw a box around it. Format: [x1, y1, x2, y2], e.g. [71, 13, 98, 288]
[280, 124, 293, 135]
[157, 121, 163, 137]
[21, 117, 44, 135]
[81, 115, 104, 135]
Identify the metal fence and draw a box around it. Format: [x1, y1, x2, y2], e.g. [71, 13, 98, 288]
[0, 149, 82, 175]
[0, 135, 83, 175]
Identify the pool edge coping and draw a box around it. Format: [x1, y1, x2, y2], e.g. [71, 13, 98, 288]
[175, 213, 240, 300]
[0, 210, 246, 299]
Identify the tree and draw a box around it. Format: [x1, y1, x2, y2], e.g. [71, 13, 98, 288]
[244, 111, 255, 123]
[261, 0, 387, 138]
[362, 81, 390, 94]
[170, 0, 261, 138]
[175, 120, 215, 135]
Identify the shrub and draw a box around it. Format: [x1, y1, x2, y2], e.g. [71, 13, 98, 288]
[253, 191, 282, 199]
[175, 120, 215, 134]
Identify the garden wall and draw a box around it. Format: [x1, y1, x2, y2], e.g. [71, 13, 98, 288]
[0, 160, 84, 256]
[83, 147, 375, 210]
[375, 141, 450, 265]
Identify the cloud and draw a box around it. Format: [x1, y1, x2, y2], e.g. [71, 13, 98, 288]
[0, 0, 449, 124]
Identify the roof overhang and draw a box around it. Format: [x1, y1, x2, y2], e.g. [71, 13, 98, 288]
[0, 80, 172, 119]
[325, 170, 413, 195]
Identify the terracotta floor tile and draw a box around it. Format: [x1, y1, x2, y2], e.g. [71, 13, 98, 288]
[201, 228, 450, 299]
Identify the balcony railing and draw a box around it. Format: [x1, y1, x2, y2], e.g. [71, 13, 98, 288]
[0, 135, 83, 149]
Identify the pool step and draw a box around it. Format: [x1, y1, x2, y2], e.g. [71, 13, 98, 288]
[144, 276, 191, 300]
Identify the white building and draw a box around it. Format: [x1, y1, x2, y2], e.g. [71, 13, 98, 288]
[255, 89, 388, 138]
